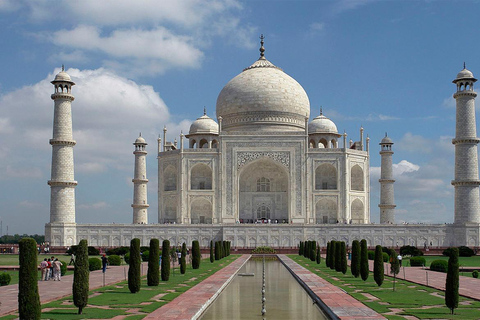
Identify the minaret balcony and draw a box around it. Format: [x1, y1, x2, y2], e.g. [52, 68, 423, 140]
[378, 178, 395, 183]
[452, 137, 480, 145]
[132, 178, 148, 183]
[131, 204, 149, 208]
[48, 180, 78, 187]
[451, 179, 480, 186]
[50, 139, 76, 146]
[51, 93, 75, 101]
[453, 91, 477, 99]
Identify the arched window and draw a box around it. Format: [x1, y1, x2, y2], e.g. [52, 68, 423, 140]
[191, 164, 212, 190]
[256, 205, 271, 219]
[351, 199, 364, 223]
[309, 139, 316, 148]
[351, 165, 364, 191]
[191, 198, 212, 224]
[315, 164, 337, 190]
[319, 138, 328, 148]
[164, 166, 177, 191]
[199, 139, 208, 148]
[190, 139, 197, 149]
[212, 140, 218, 148]
[256, 177, 271, 192]
[315, 199, 337, 224]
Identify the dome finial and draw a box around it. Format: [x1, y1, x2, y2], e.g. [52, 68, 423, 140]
[139, 132, 142, 137]
[385, 132, 388, 137]
[204, 106, 206, 116]
[464, 62, 466, 70]
[259, 34, 265, 58]
[320, 106, 323, 116]
[62, 64, 65, 72]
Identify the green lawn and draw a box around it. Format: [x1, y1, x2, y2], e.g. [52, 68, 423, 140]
[1, 255, 239, 320]
[289, 255, 480, 320]
[403, 255, 480, 268]
[0, 254, 71, 266]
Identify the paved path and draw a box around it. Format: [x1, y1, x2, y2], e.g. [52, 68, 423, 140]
[144, 255, 250, 320]
[278, 255, 386, 320]
[0, 263, 143, 317]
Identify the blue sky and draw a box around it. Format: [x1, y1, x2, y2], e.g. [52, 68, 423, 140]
[0, 0, 478, 235]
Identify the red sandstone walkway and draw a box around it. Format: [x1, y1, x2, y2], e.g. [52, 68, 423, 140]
[278, 255, 386, 320]
[0, 263, 145, 317]
[144, 254, 250, 320]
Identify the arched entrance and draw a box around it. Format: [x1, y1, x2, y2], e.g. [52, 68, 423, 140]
[238, 159, 289, 223]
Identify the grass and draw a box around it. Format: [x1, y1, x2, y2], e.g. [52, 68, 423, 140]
[2, 255, 239, 319]
[403, 255, 480, 268]
[289, 255, 480, 320]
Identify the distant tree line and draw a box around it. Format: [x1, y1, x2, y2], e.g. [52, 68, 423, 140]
[0, 234, 45, 244]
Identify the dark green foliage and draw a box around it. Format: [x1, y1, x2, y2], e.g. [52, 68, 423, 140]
[310, 242, 317, 261]
[325, 242, 330, 268]
[210, 240, 214, 263]
[390, 249, 400, 291]
[443, 246, 474, 257]
[66, 245, 99, 256]
[0, 272, 12, 285]
[374, 245, 384, 287]
[330, 241, 336, 270]
[445, 247, 459, 314]
[108, 255, 122, 266]
[161, 240, 171, 281]
[340, 242, 347, 274]
[382, 252, 389, 262]
[142, 250, 149, 262]
[88, 257, 102, 271]
[0, 233, 44, 244]
[128, 238, 141, 293]
[73, 239, 89, 315]
[60, 261, 67, 276]
[180, 243, 187, 274]
[400, 245, 423, 256]
[410, 256, 426, 267]
[215, 241, 220, 260]
[472, 270, 479, 278]
[147, 239, 159, 286]
[367, 250, 375, 260]
[124, 252, 130, 264]
[251, 246, 276, 254]
[335, 241, 342, 272]
[106, 246, 129, 256]
[192, 240, 201, 269]
[351, 240, 360, 278]
[316, 247, 321, 264]
[223, 241, 228, 258]
[18, 238, 41, 319]
[430, 260, 448, 273]
[305, 241, 310, 258]
[299, 241, 304, 256]
[360, 239, 369, 281]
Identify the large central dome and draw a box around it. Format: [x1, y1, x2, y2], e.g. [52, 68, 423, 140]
[216, 42, 310, 132]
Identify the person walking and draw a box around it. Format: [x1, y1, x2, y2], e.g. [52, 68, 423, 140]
[53, 258, 62, 281]
[40, 258, 48, 281]
[101, 254, 108, 273]
[69, 253, 75, 265]
[45, 258, 52, 280]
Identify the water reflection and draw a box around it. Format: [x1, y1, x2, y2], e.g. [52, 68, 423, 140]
[200, 258, 327, 320]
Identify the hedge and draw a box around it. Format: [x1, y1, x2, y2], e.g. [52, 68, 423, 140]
[382, 252, 389, 262]
[367, 250, 375, 260]
[444, 246, 474, 257]
[473, 270, 479, 278]
[106, 246, 129, 256]
[88, 257, 102, 271]
[430, 259, 448, 273]
[142, 250, 149, 262]
[410, 256, 426, 267]
[0, 272, 11, 286]
[108, 255, 122, 266]
[60, 261, 67, 276]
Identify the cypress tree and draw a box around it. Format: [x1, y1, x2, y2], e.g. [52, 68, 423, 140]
[325, 242, 330, 268]
[128, 238, 141, 293]
[192, 240, 201, 269]
[299, 241, 304, 256]
[215, 241, 220, 260]
[223, 241, 227, 258]
[341, 241, 347, 274]
[335, 241, 342, 272]
[73, 239, 89, 315]
[311, 241, 317, 261]
[304, 241, 308, 258]
[330, 240, 336, 270]
[147, 238, 160, 286]
[373, 245, 384, 286]
[316, 247, 321, 264]
[445, 247, 459, 314]
[180, 243, 187, 274]
[390, 249, 400, 291]
[161, 240, 171, 281]
[360, 239, 369, 281]
[18, 237, 41, 319]
[351, 240, 360, 278]
[210, 240, 214, 263]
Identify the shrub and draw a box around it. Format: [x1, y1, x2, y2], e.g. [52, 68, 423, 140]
[335, 241, 342, 272]
[147, 239, 159, 287]
[124, 252, 130, 264]
[430, 260, 448, 273]
[382, 252, 389, 262]
[340, 242, 347, 274]
[108, 255, 122, 266]
[142, 250, 149, 262]
[410, 256, 426, 267]
[299, 241, 303, 255]
[161, 240, 171, 281]
[458, 246, 474, 257]
[210, 240, 214, 263]
[351, 240, 360, 278]
[251, 246, 276, 254]
[73, 239, 89, 315]
[215, 241, 220, 260]
[445, 247, 459, 314]
[192, 240, 200, 269]
[329, 240, 336, 270]
[88, 258, 102, 271]
[128, 238, 141, 293]
[106, 246, 129, 256]
[316, 247, 321, 264]
[18, 238, 41, 319]
[60, 261, 67, 276]
[472, 270, 479, 278]
[0, 272, 11, 286]
[180, 243, 187, 274]
[400, 245, 423, 256]
[88, 246, 100, 256]
[325, 242, 330, 268]
[367, 250, 375, 260]
[360, 239, 369, 281]
[374, 245, 384, 287]
[311, 242, 317, 262]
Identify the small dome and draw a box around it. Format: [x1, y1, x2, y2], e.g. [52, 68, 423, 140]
[308, 114, 338, 134]
[456, 68, 474, 80]
[134, 135, 146, 144]
[380, 135, 393, 145]
[189, 114, 219, 135]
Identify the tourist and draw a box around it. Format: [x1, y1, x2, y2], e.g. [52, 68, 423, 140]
[53, 258, 62, 281]
[45, 259, 52, 280]
[40, 258, 48, 281]
[69, 253, 75, 265]
[101, 254, 108, 273]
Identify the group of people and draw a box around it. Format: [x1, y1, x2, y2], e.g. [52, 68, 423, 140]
[40, 256, 62, 281]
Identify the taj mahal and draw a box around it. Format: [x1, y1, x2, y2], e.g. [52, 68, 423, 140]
[45, 39, 480, 248]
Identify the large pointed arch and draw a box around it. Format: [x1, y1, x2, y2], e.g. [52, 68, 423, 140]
[351, 199, 364, 224]
[315, 198, 337, 223]
[190, 163, 212, 190]
[163, 165, 177, 191]
[315, 163, 337, 190]
[190, 198, 212, 224]
[351, 165, 364, 191]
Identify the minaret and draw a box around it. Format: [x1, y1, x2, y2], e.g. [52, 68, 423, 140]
[132, 134, 149, 224]
[452, 66, 480, 224]
[379, 134, 396, 224]
[48, 66, 77, 225]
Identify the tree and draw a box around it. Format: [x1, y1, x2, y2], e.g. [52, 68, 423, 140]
[445, 247, 459, 314]
[316, 247, 321, 264]
[128, 238, 141, 293]
[161, 240, 171, 281]
[341, 241, 347, 274]
[73, 239, 89, 315]
[335, 241, 342, 272]
[18, 237, 41, 319]
[210, 240, 214, 263]
[192, 240, 201, 269]
[330, 240, 336, 270]
[180, 243, 187, 274]
[373, 245, 384, 286]
[214, 241, 220, 260]
[325, 242, 330, 268]
[147, 239, 160, 286]
[389, 249, 400, 291]
[299, 241, 304, 256]
[351, 240, 360, 278]
[360, 239, 369, 281]
[310, 241, 317, 262]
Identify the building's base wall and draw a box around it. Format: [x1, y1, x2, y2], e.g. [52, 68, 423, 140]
[45, 223, 480, 248]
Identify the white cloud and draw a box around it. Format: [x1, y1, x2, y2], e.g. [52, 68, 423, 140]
[392, 160, 419, 175]
[442, 96, 455, 108]
[78, 202, 109, 210]
[330, 0, 378, 15]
